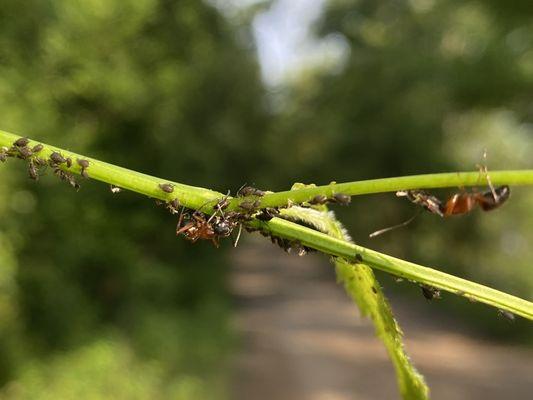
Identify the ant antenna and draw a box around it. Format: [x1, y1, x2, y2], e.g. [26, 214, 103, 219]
[369, 210, 422, 238]
[477, 149, 498, 203]
[236, 183, 247, 197]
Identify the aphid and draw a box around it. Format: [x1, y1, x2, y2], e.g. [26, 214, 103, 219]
[110, 185, 122, 194]
[308, 194, 328, 205]
[54, 168, 80, 190]
[13, 137, 29, 147]
[34, 157, 48, 167]
[214, 193, 231, 212]
[167, 198, 180, 214]
[239, 200, 261, 212]
[31, 144, 44, 153]
[332, 193, 351, 205]
[17, 146, 33, 159]
[28, 160, 39, 181]
[49, 151, 66, 165]
[237, 185, 265, 197]
[159, 183, 174, 193]
[77, 158, 90, 178]
[497, 308, 515, 322]
[0, 147, 8, 162]
[420, 285, 441, 301]
[256, 207, 279, 221]
[65, 157, 72, 168]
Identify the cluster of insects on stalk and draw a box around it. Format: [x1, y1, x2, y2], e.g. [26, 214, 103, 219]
[167, 182, 352, 254]
[0, 137, 90, 190]
[1, 137, 517, 319]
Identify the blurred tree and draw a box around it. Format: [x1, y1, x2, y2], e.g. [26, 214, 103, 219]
[0, 0, 268, 396]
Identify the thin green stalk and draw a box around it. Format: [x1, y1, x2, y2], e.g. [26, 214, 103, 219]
[1, 129, 532, 320]
[248, 218, 533, 320]
[0, 129, 222, 209]
[243, 171, 533, 210]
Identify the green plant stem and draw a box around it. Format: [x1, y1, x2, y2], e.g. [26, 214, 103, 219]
[0, 129, 222, 208]
[242, 170, 533, 210]
[1, 129, 532, 320]
[249, 218, 533, 320]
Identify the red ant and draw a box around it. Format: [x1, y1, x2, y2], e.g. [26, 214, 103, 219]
[442, 150, 510, 216]
[370, 154, 510, 237]
[176, 194, 240, 248]
[441, 185, 510, 216]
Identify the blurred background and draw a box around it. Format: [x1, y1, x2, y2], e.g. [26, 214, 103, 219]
[0, 0, 532, 398]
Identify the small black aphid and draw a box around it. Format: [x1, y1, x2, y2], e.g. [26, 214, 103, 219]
[18, 146, 33, 159]
[332, 193, 351, 205]
[28, 161, 39, 181]
[256, 208, 280, 221]
[13, 137, 30, 147]
[421, 285, 441, 301]
[215, 196, 230, 211]
[238, 185, 265, 197]
[32, 143, 44, 153]
[0, 148, 8, 162]
[497, 309, 515, 322]
[239, 200, 257, 212]
[34, 157, 47, 167]
[50, 151, 66, 165]
[309, 194, 328, 205]
[77, 158, 90, 178]
[159, 183, 174, 193]
[167, 198, 180, 214]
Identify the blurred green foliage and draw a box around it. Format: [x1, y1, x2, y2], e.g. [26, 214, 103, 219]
[0, 0, 267, 398]
[263, 0, 533, 339]
[0, 0, 532, 397]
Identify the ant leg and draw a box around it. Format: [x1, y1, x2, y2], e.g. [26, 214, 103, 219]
[208, 191, 232, 223]
[211, 237, 220, 248]
[176, 222, 195, 235]
[477, 149, 498, 202]
[233, 224, 243, 248]
[176, 207, 185, 232]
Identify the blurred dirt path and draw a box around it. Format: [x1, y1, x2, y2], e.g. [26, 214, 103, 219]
[229, 238, 533, 400]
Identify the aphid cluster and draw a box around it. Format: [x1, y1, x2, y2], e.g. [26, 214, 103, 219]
[0, 137, 91, 190]
[1, 138, 47, 181]
[307, 192, 351, 206]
